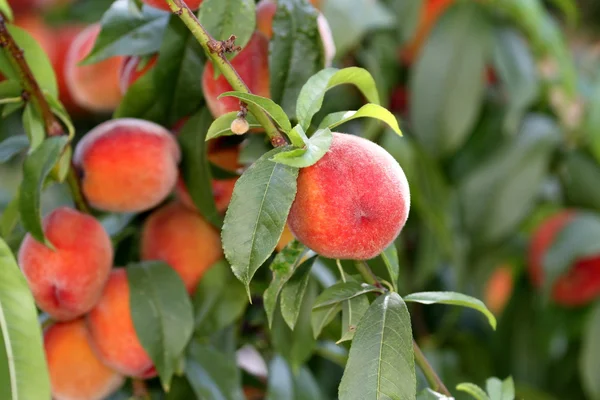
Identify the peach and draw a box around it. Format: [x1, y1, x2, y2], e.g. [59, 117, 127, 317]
[202, 31, 270, 118]
[528, 211, 600, 306]
[141, 202, 223, 293]
[484, 265, 513, 315]
[65, 24, 124, 112]
[142, 0, 203, 11]
[73, 118, 181, 213]
[288, 133, 410, 260]
[53, 25, 88, 115]
[44, 320, 124, 400]
[177, 146, 241, 213]
[86, 269, 156, 378]
[18, 208, 113, 321]
[119, 55, 158, 94]
[256, 0, 335, 66]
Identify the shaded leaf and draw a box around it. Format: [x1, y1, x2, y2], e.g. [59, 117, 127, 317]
[266, 355, 294, 400]
[22, 103, 44, 152]
[580, 302, 600, 400]
[113, 68, 164, 123]
[198, 0, 256, 50]
[311, 302, 341, 339]
[381, 243, 400, 291]
[280, 256, 316, 330]
[0, 136, 28, 163]
[314, 281, 381, 308]
[339, 274, 370, 343]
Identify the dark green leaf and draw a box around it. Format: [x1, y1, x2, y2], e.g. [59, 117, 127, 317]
[580, 302, 600, 400]
[0, 193, 20, 239]
[542, 213, 600, 297]
[219, 92, 291, 133]
[314, 281, 381, 309]
[0, 136, 28, 163]
[339, 275, 370, 343]
[198, 0, 256, 50]
[222, 148, 299, 294]
[113, 68, 164, 123]
[22, 103, 45, 152]
[456, 383, 490, 400]
[486, 377, 515, 400]
[410, 2, 492, 156]
[206, 111, 261, 141]
[100, 212, 136, 237]
[0, 80, 21, 98]
[193, 260, 248, 337]
[270, 0, 326, 116]
[381, 243, 399, 291]
[185, 340, 244, 400]
[84, 0, 169, 64]
[296, 67, 379, 130]
[562, 151, 600, 212]
[338, 292, 416, 400]
[270, 128, 332, 168]
[280, 256, 316, 330]
[263, 240, 308, 328]
[19, 136, 69, 246]
[127, 261, 194, 391]
[311, 302, 341, 339]
[0, 238, 51, 400]
[585, 80, 600, 164]
[318, 104, 401, 135]
[404, 291, 497, 330]
[154, 15, 205, 126]
[177, 109, 222, 228]
[2, 101, 24, 118]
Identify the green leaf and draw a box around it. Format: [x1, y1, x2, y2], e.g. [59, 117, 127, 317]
[270, 128, 332, 168]
[193, 260, 248, 337]
[0, 238, 51, 400]
[153, 15, 205, 126]
[311, 302, 341, 339]
[339, 275, 370, 343]
[0, 136, 28, 163]
[296, 67, 380, 130]
[266, 355, 294, 400]
[314, 281, 381, 309]
[0, 193, 20, 239]
[410, 2, 492, 156]
[44, 93, 75, 139]
[19, 136, 69, 246]
[562, 151, 600, 213]
[219, 92, 291, 133]
[185, 340, 244, 400]
[492, 27, 539, 134]
[280, 257, 316, 330]
[0, 0, 13, 21]
[294, 366, 325, 400]
[318, 104, 401, 135]
[585, 79, 600, 164]
[113, 67, 164, 123]
[338, 292, 416, 400]
[457, 383, 490, 400]
[22, 103, 45, 152]
[127, 261, 194, 391]
[198, 0, 256, 50]
[380, 243, 399, 291]
[0, 80, 21, 98]
[83, 0, 169, 64]
[580, 301, 600, 400]
[263, 240, 308, 328]
[206, 111, 261, 141]
[404, 291, 497, 330]
[486, 377, 515, 400]
[1, 101, 23, 118]
[222, 148, 299, 294]
[542, 213, 600, 297]
[548, 0, 578, 26]
[177, 109, 222, 228]
[270, 0, 327, 116]
[0, 26, 58, 97]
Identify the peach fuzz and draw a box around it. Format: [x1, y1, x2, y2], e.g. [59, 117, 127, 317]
[528, 211, 600, 306]
[73, 118, 181, 213]
[256, 0, 335, 66]
[18, 207, 113, 321]
[202, 31, 270, 118]
[177, 146, 241, 213]
[141, 202, 223, 293]
[65, 24, 124, 112]
[119, 55, 158, 94]
[288, 133, 410, 260]
[86, 269, 156, 378]
[143, 0, 202, 11]
[44, 320, 124, 400]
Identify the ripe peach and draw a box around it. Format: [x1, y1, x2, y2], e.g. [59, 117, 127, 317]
[73, 118, 181, 213]
[142, 0, 203, 11]
[86, 269, 156, 378]
[44, 320, 124, 400]
[18, 207, 113, 321]
[202, 32, 270, 118]
[119, 55, 158, 94]
[528, 211, 600, 306]
[177, 146, 241, 213]
[141, 202, 223, 293]
[288, 133, 410, 260]
[65, 24, 124, 112]
[484, 265, 513, 315]
[256, 0, 335, 66]
[53, 25, 88, 115]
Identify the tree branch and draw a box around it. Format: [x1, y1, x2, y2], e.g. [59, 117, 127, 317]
[164, 0, 285, 145]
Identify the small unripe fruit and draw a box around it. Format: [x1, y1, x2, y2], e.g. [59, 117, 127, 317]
[231, 117, 250, 135]
[288, 133, 410, 260]
[18, 207, 113, 321]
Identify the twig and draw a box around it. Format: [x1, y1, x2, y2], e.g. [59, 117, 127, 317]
[355, 260, 383, 289]
[413, 340, 452, 397]
[164, 0, 285, 144]
[0, 15, 90, 213]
